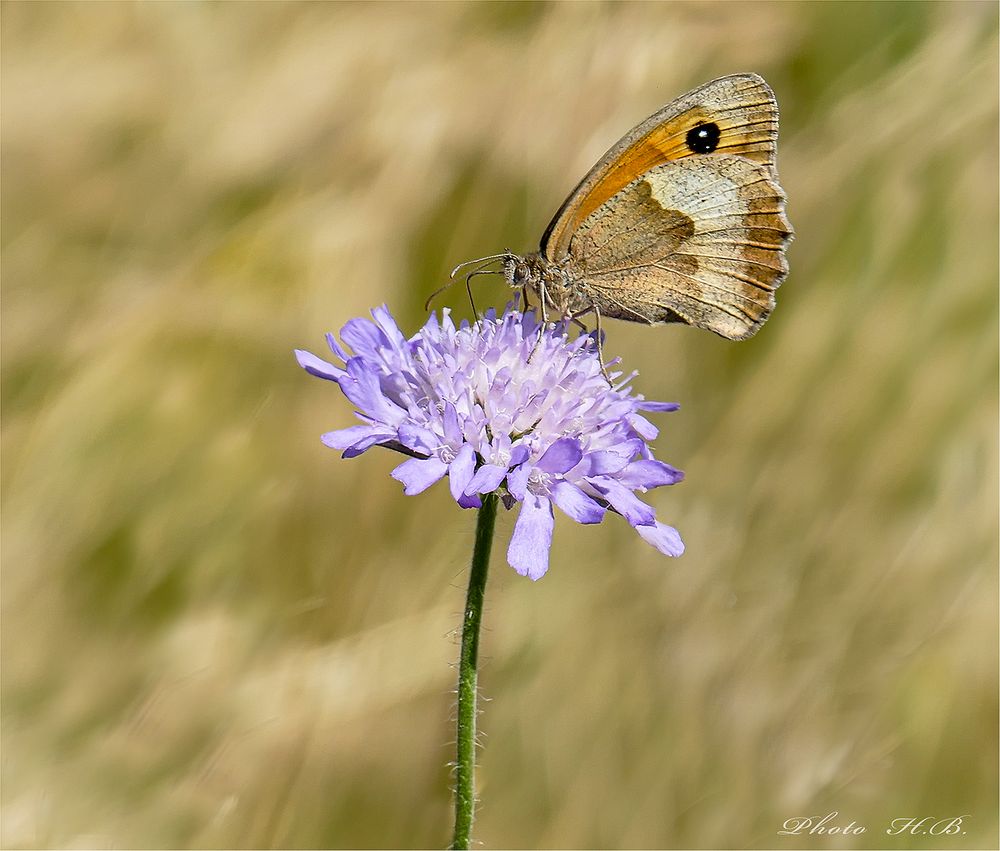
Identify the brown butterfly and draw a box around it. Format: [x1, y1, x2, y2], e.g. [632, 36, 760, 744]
[452, 73, 793, 341]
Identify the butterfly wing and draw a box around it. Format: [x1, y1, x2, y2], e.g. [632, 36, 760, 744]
[541, 73, 780, 262]
[569, 155, 792, 340]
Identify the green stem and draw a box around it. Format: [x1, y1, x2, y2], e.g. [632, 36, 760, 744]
[451, 492, 498, 850]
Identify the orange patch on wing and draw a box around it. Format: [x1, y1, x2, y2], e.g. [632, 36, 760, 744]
[566, 110, 776, 237]
[568, 109, 712, 226]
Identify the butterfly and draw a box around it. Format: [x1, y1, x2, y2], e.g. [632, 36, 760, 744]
[452, 73, 793, 342]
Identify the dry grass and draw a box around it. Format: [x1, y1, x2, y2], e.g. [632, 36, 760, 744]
[2, 2, 997, 848]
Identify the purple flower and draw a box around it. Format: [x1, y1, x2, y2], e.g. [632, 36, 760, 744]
[296, 305, 685, 580]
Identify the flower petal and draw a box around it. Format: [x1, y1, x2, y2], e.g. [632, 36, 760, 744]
[579, 450, 630, 476]
[508, 493, 554, 580]
[321, 425, 376, 450]
[636, 522, 685, 557]
[321, 425, 391, 455]
[637, 400, 680, 412]
[391, 457, 448, 495]
[465, 463, 508, 495]
[509, 444, 530, 466]
[295, 349, 345, 382]
[627, 414, 659, 440]
[442, 402, 464, 446]
[371, 304, 408, 351]
[618, 459, 685, 489]
[339, 317, 389, 360]
[550, 480, 605, 525]
[397, 422, 439, 454]
[536, 437, 583, 474]
[325, 332, 349, 362]
[448, 443, 477, 504]
[596, 479, 656, 527]
[614, 438, 646, 460]
[339, 358, 405, 424]
[507, 462, 531, 501]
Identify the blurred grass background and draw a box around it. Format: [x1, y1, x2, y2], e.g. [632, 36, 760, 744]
[2, 2, 997, 849]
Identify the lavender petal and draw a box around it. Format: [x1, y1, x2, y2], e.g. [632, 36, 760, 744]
[465, 463, 508, 496]
[637, 401, 680, 412]
[508, 493, 554, 580]
[325, 332, 349, 362]
[596, 478, 656, 527]
[618, 459, 685, 489]
[536, 437, 583, 474]
[550, 480, 605, 525]
[295, 349, 345, 382]
[506, 462, 531, 501]
[448, 443, 477, 504]
[339, 317, 389, 360]
[391, 456, 448, 495]
[636, 522, 685, 557]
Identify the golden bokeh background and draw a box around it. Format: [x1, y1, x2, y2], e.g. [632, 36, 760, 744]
[2, 2, 997, 849]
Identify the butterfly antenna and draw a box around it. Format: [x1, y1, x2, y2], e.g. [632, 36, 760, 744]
[424, 280, 457, 312]
[448, 253, 509, 280]
[425, 254, 510, 312]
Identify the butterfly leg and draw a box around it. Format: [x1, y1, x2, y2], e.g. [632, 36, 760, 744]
[538, 280, 550, 325]
[567, 304, 610, 382]
[592, 306, 608, 381]
[593, 307, 610, 383]
[526, 280, 551, 364]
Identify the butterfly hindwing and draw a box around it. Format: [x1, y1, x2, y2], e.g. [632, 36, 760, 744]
[570, 155, 791, 340]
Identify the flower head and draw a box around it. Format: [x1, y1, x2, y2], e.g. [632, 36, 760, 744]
[296, 305, 684, 579]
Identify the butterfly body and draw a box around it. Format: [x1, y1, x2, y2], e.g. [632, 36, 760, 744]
[501, 73, 793, 340]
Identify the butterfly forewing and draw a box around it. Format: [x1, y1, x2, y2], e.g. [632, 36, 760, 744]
[541, 73, 780, 261]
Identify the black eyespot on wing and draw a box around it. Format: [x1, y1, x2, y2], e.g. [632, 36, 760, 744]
[685, 122, 721, 154]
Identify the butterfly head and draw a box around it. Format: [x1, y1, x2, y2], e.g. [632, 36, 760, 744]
[502, 251, 584, 320]
[501, 253, 531, 289]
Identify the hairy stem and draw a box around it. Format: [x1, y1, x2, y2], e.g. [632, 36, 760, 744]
[451, 492, 498, 850]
